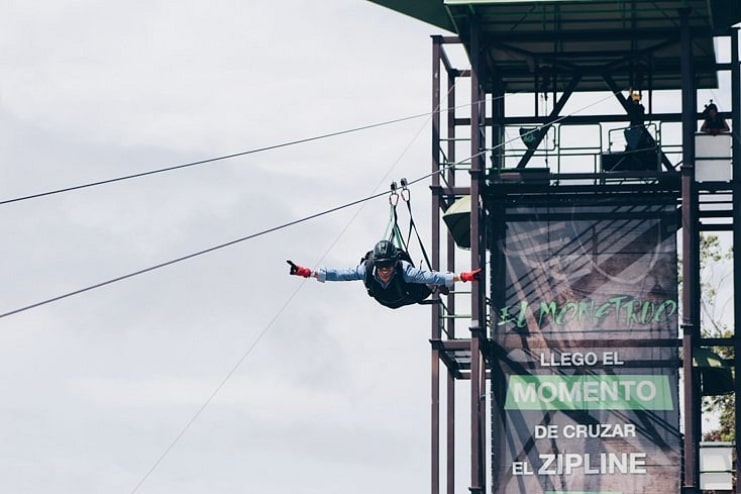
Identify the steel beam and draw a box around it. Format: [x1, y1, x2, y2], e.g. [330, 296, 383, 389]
[468, 14, 486, 494]
[731, 25, 741, 494]
[680, 8, 701, 494]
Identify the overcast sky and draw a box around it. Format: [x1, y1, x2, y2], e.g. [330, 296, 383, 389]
[1, 3, 737, 494]
[0, 2, 481, 494]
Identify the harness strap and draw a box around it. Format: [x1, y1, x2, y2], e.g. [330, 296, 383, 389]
[385, 183, 408, 252]
[400, 180, 433, 270]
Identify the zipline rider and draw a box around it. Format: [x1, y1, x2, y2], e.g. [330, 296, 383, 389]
[288, 239, 481, 309]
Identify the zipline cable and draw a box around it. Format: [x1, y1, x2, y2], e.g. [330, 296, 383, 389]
[127, 277, 308, 494]
[9, 88, 626, 490]
[0, 89, 622, 321]
[126, 84, 456, 493]
[405, 87, 630, 188]
[0, 189, 387, 320]
[0, 103, 480, 207]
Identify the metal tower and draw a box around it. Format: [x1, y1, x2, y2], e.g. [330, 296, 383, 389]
[370, 1, 741, 493]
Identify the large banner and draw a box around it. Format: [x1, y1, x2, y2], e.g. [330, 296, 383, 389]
[491, 201, 680, 494]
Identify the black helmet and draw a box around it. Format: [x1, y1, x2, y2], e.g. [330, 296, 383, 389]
[373, 240, 398, 266]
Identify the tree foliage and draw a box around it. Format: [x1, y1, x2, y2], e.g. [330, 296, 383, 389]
[696, 234, 735, 442]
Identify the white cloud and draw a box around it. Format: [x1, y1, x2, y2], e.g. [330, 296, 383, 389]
[0, 2, 449, 492]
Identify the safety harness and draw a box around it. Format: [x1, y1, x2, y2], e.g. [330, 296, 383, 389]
[361, 249, 433, 309]
[361, 179, 439, 309]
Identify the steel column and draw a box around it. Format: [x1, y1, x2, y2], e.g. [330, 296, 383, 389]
[446, 56, 458, 494]
[731, 26, 741, 494]
[431, 34, 442, 494]
[680, 8, 700, 494]
[469, 14, 486, 494]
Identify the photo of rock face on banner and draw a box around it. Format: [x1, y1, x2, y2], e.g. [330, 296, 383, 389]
[490, 199, 680, 494]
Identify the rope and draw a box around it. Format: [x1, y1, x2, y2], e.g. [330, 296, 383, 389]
[2, 86, 637, 494]
[127, 82, 461, 493]
[1, 89, 625, 320]
[401, 183, 434, 270]
[0, 189, 388, 320]
[405, 88, 629, 188]
[0, 102, 483, 207]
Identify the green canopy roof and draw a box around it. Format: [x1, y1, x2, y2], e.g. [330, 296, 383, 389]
[367, 0, 741, 93]
[367, 0, 454, 31]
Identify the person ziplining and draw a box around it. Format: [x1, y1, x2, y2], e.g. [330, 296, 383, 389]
[287, 240, 480, 309]
[287, 179, 481, 309]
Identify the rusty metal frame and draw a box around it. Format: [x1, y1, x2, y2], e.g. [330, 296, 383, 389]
[429, 19, 740, 494]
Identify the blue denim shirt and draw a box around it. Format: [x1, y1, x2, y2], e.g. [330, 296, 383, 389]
[316, 261, 454, 288]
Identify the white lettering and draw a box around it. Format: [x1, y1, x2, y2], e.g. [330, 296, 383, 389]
[512, 461, 533, 475]
[562, 423, 637, 438]
[534, 425, 558, 439]
[507, 375, 667, 410]
[517, 379, 658, 405]
[536, 453, 648, 475]
[540, 351, 599, 367]
[603, 351, 625, 366]
[539, 454, 556, 475]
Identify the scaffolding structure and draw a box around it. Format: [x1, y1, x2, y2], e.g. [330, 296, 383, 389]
[385, 2, 741, 493]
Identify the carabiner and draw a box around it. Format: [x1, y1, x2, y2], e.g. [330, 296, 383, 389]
[388, 181, 399, 206]
[400, 177, 411, 203]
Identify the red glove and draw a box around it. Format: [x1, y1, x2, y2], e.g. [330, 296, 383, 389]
[287, 260, 312, 278]
[460, 268, 482, 282]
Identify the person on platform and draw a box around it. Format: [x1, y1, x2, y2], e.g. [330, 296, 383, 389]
[624, 90, 654, 151]
[287, 239, 481, 309]
[627, 90, 646, 129]
[700, 102, 730, 135]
